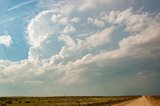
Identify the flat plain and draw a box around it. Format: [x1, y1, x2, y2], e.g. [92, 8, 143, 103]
[0, 96, 140, 106]
[113, 96, 160, 106]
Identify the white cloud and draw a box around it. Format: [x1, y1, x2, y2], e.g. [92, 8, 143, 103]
[85, 26, 115, 48]
[71, 17, 80, 23]
[63, 25, 76, 34]
[87, 18, 105, 27]
[0, 60, 38, 84]
[52, 14, 69, 25]
[27, 11, 55, 46]
[101, 8, 152, 33]
[100, 8, 160, 59]
[79, 0, 114, 11]
[48, 26, 114, 67]
[58, 35, 75, 47]
[55, 8, 160, 84]
[0, 0, 160, 87]
[78, 0, 132, 12]
[0, 35, 12, 47]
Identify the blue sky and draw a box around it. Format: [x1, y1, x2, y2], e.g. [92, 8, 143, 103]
[0, 0, 160, 96]
[0, 0, 38, 61]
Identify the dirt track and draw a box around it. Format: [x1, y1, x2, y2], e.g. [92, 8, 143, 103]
[113, 96, 160, 106]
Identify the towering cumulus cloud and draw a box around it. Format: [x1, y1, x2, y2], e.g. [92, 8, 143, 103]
[0, 0, 160, 95]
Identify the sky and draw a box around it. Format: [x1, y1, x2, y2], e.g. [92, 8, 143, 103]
[0, 0, 160, 96]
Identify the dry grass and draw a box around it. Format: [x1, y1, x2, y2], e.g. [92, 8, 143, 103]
[0, 96, 140, 106]
[148, 96, 160, 105]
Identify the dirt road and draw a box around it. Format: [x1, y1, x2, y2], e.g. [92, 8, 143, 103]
[113, 96, 160, 106]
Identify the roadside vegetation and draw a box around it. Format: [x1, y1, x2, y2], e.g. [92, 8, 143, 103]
[149, 96, 160, 105]
[0, 96, 141, 106]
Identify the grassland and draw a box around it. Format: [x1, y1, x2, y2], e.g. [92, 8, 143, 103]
[148, 96, 160, 105]
[151, 96, 160, 101]
[0, 96, 140, 106]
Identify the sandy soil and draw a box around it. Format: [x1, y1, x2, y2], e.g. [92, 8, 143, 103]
[113, 96, 160, 106]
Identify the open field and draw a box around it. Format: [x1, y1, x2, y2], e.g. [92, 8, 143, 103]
[0, 96, 140, 106]
[113, 96, 160, 106]
[148, 96, 160, 105]
[151, 96, 160, 101]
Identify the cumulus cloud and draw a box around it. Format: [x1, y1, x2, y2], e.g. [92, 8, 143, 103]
[99, 8, 160, 59]
[0, 35, 12, 47]
[27, 11, 56, 47]
[79, 0, 115, 11]
[0, 0, 160, 88]
[87, 18, 105, 27]
[63, 25, 76, 34]
[85, 27, 114, 47]
[71, 17, 80, 23]
[78, 0, 133, 12]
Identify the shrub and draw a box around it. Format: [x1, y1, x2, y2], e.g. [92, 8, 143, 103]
[25, 101, 30, 103]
